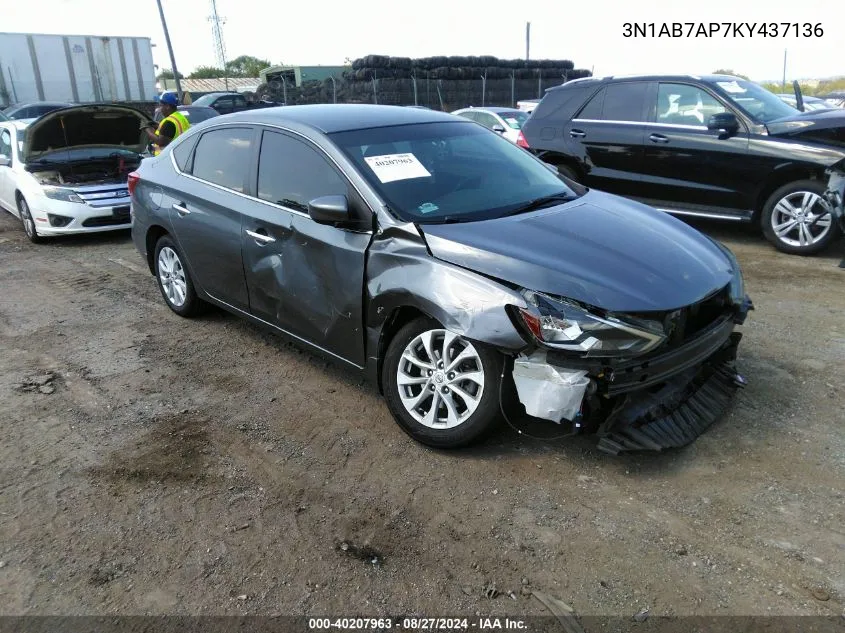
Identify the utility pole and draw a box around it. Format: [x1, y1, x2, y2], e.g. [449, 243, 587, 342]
[525, 22, 531, 61]
[208, 0, 229, 91]
[781, 48, 787, 91]
[156, 0, 183, 102]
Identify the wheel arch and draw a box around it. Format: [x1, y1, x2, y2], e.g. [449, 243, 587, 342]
[753, 164, 828, 223]
[145, 224, 170, 275]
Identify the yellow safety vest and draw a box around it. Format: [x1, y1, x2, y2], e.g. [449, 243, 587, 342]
[152, 111, 191, 156]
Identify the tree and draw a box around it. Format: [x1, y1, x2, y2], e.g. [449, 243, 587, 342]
[712, 69, 749, 80]
[189, 66, 227, 79]
[156, 68, 184, 81]
[225, 55, 272, 78]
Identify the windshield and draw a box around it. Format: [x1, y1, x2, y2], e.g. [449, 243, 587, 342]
[330, 121, 580, 224]
[192, 94, 222, 107]
[497, 110, 529, 129]
[710, 79, 799, 123]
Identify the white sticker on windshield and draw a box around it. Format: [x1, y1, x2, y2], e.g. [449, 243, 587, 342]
[717, 81, 745, 94]
[364, 153, 431, 183]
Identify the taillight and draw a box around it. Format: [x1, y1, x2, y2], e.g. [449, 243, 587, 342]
[516, 131, 530, 149]
[127, 171, 140, 197]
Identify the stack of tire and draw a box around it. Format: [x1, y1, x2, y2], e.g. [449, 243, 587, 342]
[254, 55, 592, 109]
[345, 55, 591, 109]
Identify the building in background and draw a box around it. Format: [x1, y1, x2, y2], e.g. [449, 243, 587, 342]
[157, 77, 261, 99]
[0, 31, 156, 106]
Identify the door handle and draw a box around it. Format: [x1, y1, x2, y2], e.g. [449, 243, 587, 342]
[649, 133, 670, 143]
[172, 203, 191, 216]
[245, 229, 276, 245]
[570, 129, 586, 138]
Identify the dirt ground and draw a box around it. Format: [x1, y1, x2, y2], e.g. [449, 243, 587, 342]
[0, 210, 843, 621]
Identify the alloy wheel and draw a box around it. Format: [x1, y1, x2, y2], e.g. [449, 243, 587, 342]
[396, 329, 485, 429]
[19, 199, 36, 238]
[770, 191, 832, 249]
[157, 246, 188, 308]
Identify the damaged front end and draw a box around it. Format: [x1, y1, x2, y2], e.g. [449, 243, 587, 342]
[825, 158, 845, 237]
[507, 251, 753, 454]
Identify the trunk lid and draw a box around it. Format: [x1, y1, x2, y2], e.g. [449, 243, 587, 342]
[23, 104, 148, 164]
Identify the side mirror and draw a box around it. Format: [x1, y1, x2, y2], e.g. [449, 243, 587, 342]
[707, 112, 739, 138]
[0, 154, 10, 167]
[492, 124, 506, 134]
[308, 195, 350, 225]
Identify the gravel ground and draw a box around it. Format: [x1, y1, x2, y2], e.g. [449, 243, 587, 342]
[0, 211, 842, 621]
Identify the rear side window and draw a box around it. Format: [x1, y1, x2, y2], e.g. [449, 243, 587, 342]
[257, 130, 348, 212]
[172, 134, 199, 172]
[577, 88, 605, 119]
[601, 82, 648, 122]
[191, 127, 254, 192]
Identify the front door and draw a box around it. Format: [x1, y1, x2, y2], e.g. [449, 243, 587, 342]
[639, 82, 751, 214]
[166, 125, 256, 311]
[565, 80, 650, 197]
[241, 128, 371, 366]
[0, 128, 16, 212]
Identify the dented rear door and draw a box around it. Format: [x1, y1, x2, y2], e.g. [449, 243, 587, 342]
[241, 129, 370, 366]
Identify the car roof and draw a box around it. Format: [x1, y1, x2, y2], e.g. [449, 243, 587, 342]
[212, 104, 461, 133]
[0, 120, 32, 132]
[457, 106, 521, 115]
[546, 74, 750, 93]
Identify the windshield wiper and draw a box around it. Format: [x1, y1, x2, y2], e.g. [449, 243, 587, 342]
[503, 192, 577, 217]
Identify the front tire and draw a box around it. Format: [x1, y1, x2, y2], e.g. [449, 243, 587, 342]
[154, 235, 202, 317]
[382, 318, 503, 448]
[761, 180, 839, 255]
[17, 196, 43, 244]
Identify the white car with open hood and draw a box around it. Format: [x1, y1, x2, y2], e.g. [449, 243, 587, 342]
[0, 104, 148, 242]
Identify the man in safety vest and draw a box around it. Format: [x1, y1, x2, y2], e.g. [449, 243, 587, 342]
[142, 92, 190, 156]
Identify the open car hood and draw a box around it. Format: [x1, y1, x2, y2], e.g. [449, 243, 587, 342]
[766, 108, 845, 136]
[418, 190, 735, 313]
[23, 104, 148, 163]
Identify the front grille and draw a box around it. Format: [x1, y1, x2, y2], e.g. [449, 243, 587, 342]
[82, 208, 131, 228]
[74, 184, 131, 209]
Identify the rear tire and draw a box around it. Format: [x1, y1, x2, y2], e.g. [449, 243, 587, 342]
[761, 180, 839, 255]
[154, 235, 203, 317]
[17, 196, 43, 244]
[382, 317, 503, 449]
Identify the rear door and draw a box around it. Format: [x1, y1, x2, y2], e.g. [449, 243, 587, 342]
[240, 128, 372, 365]
[166, 125, 256, 311]
[566, 81, 649, 196]
[638, 81, 751, 214]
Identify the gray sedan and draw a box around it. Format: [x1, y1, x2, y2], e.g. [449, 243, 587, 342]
[128, 105, 751, 452]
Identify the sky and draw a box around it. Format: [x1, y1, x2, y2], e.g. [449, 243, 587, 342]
[2, 0, 839, 82]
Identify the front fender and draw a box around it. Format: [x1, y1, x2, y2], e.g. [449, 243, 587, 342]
[366, 227, 529, 351]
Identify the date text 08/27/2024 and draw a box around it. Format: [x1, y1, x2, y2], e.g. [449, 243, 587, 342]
[622, 22, 824, 38]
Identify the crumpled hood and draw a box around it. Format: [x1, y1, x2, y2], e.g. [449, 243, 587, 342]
[419, 190, 735, 313]
[766, 108, 845, 137]
[23, 104, 148, 163]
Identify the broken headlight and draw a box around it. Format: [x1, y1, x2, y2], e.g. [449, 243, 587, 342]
[517, 290, 666, 357]
[42, 186, 83, 204]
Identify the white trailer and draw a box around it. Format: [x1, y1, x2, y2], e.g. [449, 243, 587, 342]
[0, 32, 157, 106]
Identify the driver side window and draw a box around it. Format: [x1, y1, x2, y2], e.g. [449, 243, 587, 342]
[657, 83, 726, 126]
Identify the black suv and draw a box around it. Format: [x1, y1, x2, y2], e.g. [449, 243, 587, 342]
[520, 74, 845, 255]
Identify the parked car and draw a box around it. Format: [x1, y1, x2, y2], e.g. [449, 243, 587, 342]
[451, 106, 530, 144]
[191, 92, 280, 115]
[0, 110, 8, 122]
[129, 104, 752, 453]
[2, 101, 75, 120]
[154, 105, 221, 124]
[775, 94, 831, 112]
[520, 74, 845, 255]
[517, 99, 540, 113]
[0, 104, 145, 242]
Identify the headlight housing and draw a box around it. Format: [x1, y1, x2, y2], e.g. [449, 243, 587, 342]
[516, 290, 666, 357]
[42, 186, 84, 204]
